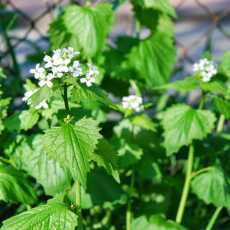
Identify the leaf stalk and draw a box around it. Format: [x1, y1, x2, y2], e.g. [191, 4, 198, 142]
[205, 207, 222, 230]
[176, 144, 194, 223]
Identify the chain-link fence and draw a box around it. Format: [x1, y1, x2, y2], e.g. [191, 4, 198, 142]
[0, 0, 230, 78]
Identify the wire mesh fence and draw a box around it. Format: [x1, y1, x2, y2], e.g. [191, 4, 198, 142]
[0, 0, 230, 78]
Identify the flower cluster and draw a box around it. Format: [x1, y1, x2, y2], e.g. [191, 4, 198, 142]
[122, 95, 143, 112]
[192, 58, 217, 82]
[23, 47, 99, 109]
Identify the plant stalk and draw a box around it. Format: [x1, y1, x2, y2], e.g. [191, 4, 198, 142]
[205, 207, 222, 230]
[126, 173, 135, 230]
[63, 84, 70, 113]
[76, 180, 83, 230]
[216, 115, 225, 133]
[190, 167, 212, 180]
[62, 85, 82, 228]
[1, 18, 21, 94]
[176, 144, 194, 224]
[0, 156, 11, 165]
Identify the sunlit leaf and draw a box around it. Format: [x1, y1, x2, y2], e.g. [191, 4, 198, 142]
[1, 200, 78, 230]
[43, 118, 101, 187]
[160, 104, 216, 155]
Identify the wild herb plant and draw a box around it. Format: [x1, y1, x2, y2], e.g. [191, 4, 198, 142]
[0, 1, 229, 229]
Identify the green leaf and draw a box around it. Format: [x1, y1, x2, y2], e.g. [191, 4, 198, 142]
[49, 17, 76, 51]
[4, 112, 21, 132]
[200, 81, 229, 98]
[13, 136, 71, 196]
[130, 114, 156, 132]
[131, 215, 187, 230]
[87, 168, 124, 206]
[50, 3, 114, 58]
[138, 154, 162, 182]
[30, 86, 52, 107]
[132, 5, 160, 30]
[155, 77, 199, 92]
[92, 139, 120, 183]
[219, 51, 230, 78]
[191, 165, 230, 208]
[0, 98, 10, 134]
[68, 168, 125, 208]
[131, 0, 176, 30]
[19, 109, 39, 131]
[43, 118, 101, 187]
[213, 96, 230, 118]
[132, 0, 176, 17]
[160, 104, 216, 155]
[126, 31, 176, 88]
[0, 164, 36, 204]
[71, 81, 116, 109]
[1, 201, 78, 230]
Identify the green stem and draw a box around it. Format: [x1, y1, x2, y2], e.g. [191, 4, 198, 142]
[1, 21, 21, 93]
[0, 156, 11, 165]
[126, 173, 135, 230]
[216, 114, 225, 133]
[205, 207, 222, 230]
[198, 94, 205, 109]
[176, 145, 194, 224]
[190, 167, 212, 180]
[61, 86, 82, 228]
[135, 20, 141, 38]
[76, 181, 83, 230]
[62, 84, 70, 113]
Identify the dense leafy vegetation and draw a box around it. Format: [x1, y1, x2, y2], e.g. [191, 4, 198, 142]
[0, 1, 229, 229]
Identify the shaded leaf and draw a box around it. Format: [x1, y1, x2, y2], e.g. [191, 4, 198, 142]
[132, 0, 176, 17]
[213, 96, 230, 118]
[131, 0, 175, 30]
[0, 164, 36, 204]
[13, 136, 71, 196]
[87, 168, 124, 206]
[71, 81, 117, 109]
[93, 139, 120, 183]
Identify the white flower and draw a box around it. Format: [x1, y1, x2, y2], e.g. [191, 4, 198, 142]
[51, 65, 69, 78]
[86, 63, 99, 77]
[122, 95, 143, 112]
[192, 58, 217, 82]
[60, 47, 79, 60]
[43, 53, 64, 68]
[22, 89, 37, 102]
[30, 64, 46, 80]
[80, 76, 96, 87]
[69, 61, 82, 77]
[35, 100, 48, 109]
[38, 73, 54, 88]
[80, 63, 99, 87]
